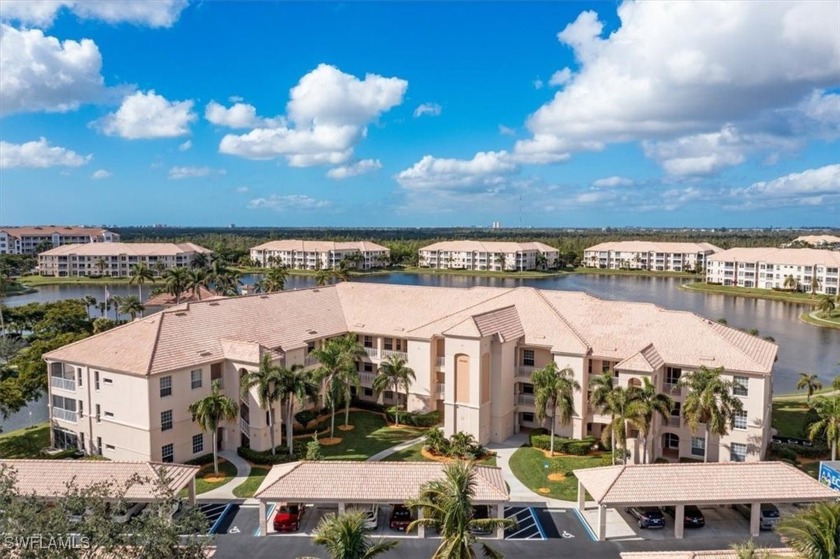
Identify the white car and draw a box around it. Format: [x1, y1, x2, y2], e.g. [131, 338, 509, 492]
[349, 504, 379, 529]
[111, 502, 146, 524]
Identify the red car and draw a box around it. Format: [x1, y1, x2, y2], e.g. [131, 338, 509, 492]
[389, 504, 412, 531]
[273, 503, 305, 532]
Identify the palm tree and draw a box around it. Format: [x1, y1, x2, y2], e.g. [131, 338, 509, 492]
[313, 340, 350, 439]
[334, 334, 367, 428]
[240, 355, 283, 454]
[214, 269, 242, 296]
[810, 276, 821, 297]
[186, 267, 211, 301]
[374, 355, 416, 427]
[95, 257, 108, 276]
[494, 253, 506, 271]
[152, 260, 166, 277]
[589, 370, 617, 463]
[277, 364, 318, 456]
[817, 296, 835, 318]
[333, 264, 350, 283]
[312, 510, 397, 559]
[116, 295, 144, 321]
[797, 373, 824, 403]
[129, 263, 154, 304]
[777, 501, 840, 559]
[599, 385, 644, 465]
[251, 279, 265, 294]
[783, 274, 798, 291]
[192, 252, 208, 269]
[808, 395, 840, 461]
[188, 380, 238, 474]
[110, 295, 123, 322]
[407, 461, 514, 559]
[633, 377, 673, 463]
[82, 295, 97, 319]
[262, 266, 287, 292]
[679, 366, 745, 462]
[531, 362, 580, 456]
[316, 268, 333, 286]
[164, 267, 189, 304]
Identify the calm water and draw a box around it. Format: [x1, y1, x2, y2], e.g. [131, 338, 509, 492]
[3, 272, 838, 430]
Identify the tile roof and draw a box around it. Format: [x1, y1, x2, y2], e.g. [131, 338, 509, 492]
[0, 460, 198, 502]
[615, 344, 663, 373]
[0, 226, 113, 237]
[419, 240, 558, 253]
[620, 550, 797, 559]
[445, 306, 525, 343]
[709, 247, 840, 266]
[145, 286, 222, 307]
[251, 240, 389, 252]
[254, 461, 509, 503]
[574, 462, 839, 506]
[794, 234, 840, 244]
[40, 242, 212, 257]
[584, 241, 722, 253]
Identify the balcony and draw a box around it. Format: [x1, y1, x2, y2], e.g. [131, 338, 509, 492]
[435, 356, 445, 368]
[517, 394, 535, 407]
[382, 350, 407, 361]
[304, 354, 319, 367]
[50, 376, 76, 392]
[517, 366, 535, 378]
[53, 408, 77, 423]
[436, 383, 445, 399]
[668, 416, 681, 428]
[664, 382, 682, 396]
[364, 347, 380, 359]
[240, 418, 250, 437]
[360, 372, 376, 385]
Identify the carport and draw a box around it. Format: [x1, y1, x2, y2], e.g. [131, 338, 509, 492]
[0, 459, 199, 504]
[253, 461, 509, 537]
[574, 461, 838, 541]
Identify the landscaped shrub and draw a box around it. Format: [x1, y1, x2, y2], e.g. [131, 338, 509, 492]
[424, 429, 449, 456]
[770, 441, 827, 459]
[566, 441, 596, 456]
[185, 453, 216, 466]
[423, 430, 490, 461]
[528, 428, 548, 447]
[294, 409, 318, 427]
[238, 441, 306, 464]
[530, 435, 598, 455]
[409, 410, 441, 427]
[653, 457, 669, 464]
[305, 436, 322, 461]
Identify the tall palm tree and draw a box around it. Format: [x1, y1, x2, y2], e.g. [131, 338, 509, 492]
[129, 263, 154, 304]
[777, 501, 840, 559]
[334, 334, 367, 428]
[783, 274, 798, 291]
[276, 364, 318, 457]
[192, 252, 209, 269]
[374, 355, 416, 427]
[808, 395, 840, 461]
[95, 257, 108, 276]
[333, 264, 350, 283]
[633, 377, 673, 463]
[312, 510, 398, 559]
[817, 296, 835, 318]
[214, 269, 242, 296]
[164, 267, 189, 305]
[110, 295, 123, 322]
[589, 370, 617, 463]
[186, 268, 211, 301]
[240, 355, 283, 454]
[810, 276, 821, 297]
[316, 268, 332, 286]
[262, 266, 288, 292]
[81, 295, 97, 319]
[116, 295, 144, 321]
[679, 366, 745, 463]
[313, 340, 350, 439]
[531, 362, 580, 456]
[494, 253, 506, 271]
[152, 260, 166, 277]
[599, 385, 644, 465]
[797, 373, 824, 403]
[188, 380, 238, 474]
[407, 461, 514, 559]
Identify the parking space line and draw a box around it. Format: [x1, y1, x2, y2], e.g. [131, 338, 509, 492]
[529, 507, 547, 540]
[209, 503, 234, 535]
[253, 503, 276, 537]
[572, 508, 597, 541]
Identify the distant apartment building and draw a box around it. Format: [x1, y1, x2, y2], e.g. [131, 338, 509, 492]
[706, 247, 840, 295]
[44, 283, 776, 465]
[0, 226, 119, 255]
[249, 240, 390, 270]
[787, 234, 840, 248]
[582, 241, 721, 272]
[38, 243, 212, 278]
[418, 241, 560, 271]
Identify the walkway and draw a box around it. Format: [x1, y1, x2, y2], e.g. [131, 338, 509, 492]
[197, 449, 252, 501]
[366, 435, 425, 462]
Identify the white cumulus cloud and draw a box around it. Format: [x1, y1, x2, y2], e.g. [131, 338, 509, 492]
[327, 159, 382, 179]
[91, 169, 111, 179]
[0, 137, 91, 168]
[593, 176, 634, 188]
[548, 68, 573, 87]
[97, 90, 196, 139]
[0, 0, 188, 28]
[178, 140, 192, 151]
[247, 194, 331, 211]
[413, 103, 441, 117]
[727, 164, 840, 209]
[205, 101, 284, 129]
[396, 151, 517, 190]
[168, 166, 226, 180]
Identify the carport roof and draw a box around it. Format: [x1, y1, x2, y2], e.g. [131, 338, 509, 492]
[0, 459, 198, 502]
[574, 461, 839, 506]
[254, 461, 509, 504]
[620, 550, 797, 559]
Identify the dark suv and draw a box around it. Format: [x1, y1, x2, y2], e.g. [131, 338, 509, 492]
[663, 505, 705, 528]
[626, 506, 666, 529]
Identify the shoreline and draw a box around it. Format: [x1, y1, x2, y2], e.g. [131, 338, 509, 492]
[800, 310, 840, 330]
[680, 281, 823, 306]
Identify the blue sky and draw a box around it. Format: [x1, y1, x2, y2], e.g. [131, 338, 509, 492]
[1, 1, 838, 228]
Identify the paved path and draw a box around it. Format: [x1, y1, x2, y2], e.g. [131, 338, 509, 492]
[197, 450, 252, 501]
[366, 435, 425, 461]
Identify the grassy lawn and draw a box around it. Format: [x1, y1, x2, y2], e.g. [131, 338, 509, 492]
[320, 411, 423, 461]
[194, 459, 238, 495]
[382, 441, 497, 466]
[772, 399, 812, 439]
[402, 267, 564, 279]
[681, 282, 821, 306]
[572, 267, 697, 279]
[232, 465, 271, 498]
[509, 445, 605, 501]
[800, 310, 840, 330]
[0, 423, 50, 458]
[19, 274, 164, 287]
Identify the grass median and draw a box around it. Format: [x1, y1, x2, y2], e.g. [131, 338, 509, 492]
[508, 445, 605, 501]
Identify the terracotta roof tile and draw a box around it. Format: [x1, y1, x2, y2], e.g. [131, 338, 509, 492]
[251, 240, 389, 252]
[585, 241, 722, 253]
[420, 241, 558, 253]
[709, 247, 840, 266]
[40, 242, 212, 257]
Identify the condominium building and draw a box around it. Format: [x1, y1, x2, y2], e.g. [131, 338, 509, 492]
[38, 243, 212, 277]
[788, 234, 840, 248]
[250, 240, 390, 270]
[418, 241, 560, 271]
[582, 241, 721, 272]
[0, 226, 119, 255]
[706, 247, 840, 295]
[44, 283, 776, 466]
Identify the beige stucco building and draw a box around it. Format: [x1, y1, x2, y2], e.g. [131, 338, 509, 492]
[0, 226, 119, 255]
[583, 241, 721, 272]
[418, 241, 560, 271]
[250, 240, 390, 270]
[38, 242, 212, 277]
[44, 283, 776, 465]
[706, 247, 840, 295]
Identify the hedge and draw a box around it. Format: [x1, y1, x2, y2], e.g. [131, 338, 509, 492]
[185, 453, 216, 466]
[386, 408, 441, 427]
[530, 435, 598, 455]
[294, 409, 318, 427]
[238, 441, 307, 464]
[350, 398, 386, 413]
[770, 441, 828, 459]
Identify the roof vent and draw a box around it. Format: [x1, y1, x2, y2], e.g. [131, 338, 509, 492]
[308, 330, 317, 335]
[174, 312, 187, 317]
[199, 351, 212, 357]
[313, 289, 319, 293]
[260, 295, 269, 299]
[209, 302, 220, 306]
[700, 356, 716, 361]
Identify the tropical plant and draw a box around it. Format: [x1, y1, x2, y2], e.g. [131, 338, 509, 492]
[777, 501, 840, 559]
[129, 263, 154, 304]
[333, 334, 367, 428]
[116, 295, 145, 321]
[312, 510, 397, 559]
[276, 363, 318, 456]
[425, 428, 449, 456]
[797, 373, 824, 403]
[531, 362, 580, 456]
[817, 296, 835, 318]
[153, 260, 166, 277]
[810, 276, 821, 297]
[407, 461, 514, 559]
[313, 340, 352, 439]
[633, 377, 673, 463]
[783, 274, 798, 291]
[316, 268, 333, 286]
[494, 253, 506, 271]
[82, 295, 98, 319]
[679, 366, 745, 462]
[807, 395, 840, 461]
[240, 355, 283, 454]
[192, 252, 209, 269]
[262, 266, 288, 293]
[333, 263, 350, 283]
[599, 385, 644, 465]
[306, 435, 323, 461]
[164, 267, 189, 305]
[373, 355, 416, 426]
[186, 267, 211, 301]
[731, 539, 770, 559]
[188, 380, 238, 474]
[589, 370, 617, 463]
[95, 257, 108, 276]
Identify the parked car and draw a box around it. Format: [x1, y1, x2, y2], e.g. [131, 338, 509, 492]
[663, 505, 705, 528]
[733, 503, 780, 530]
[273, 503, 306, 532]
[110, 501, 146, 524]
[626, 506, 666, 529]
[389, 504, 412, 531]
[468, 505, 493, 535]
[349, 504, 378, 529]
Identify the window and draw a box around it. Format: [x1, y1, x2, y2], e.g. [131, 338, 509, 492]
[523, 349, 535, 367]
[104, 411, 114, 418]
[363, 336, 373, 348]
[103, 377, 112, 384]
[160, 376, 172, 397]
[733, 410, 748, 430]
[307, 341, 316, 353]
[77, 368, 83, 387]
[161, 410, 173, 431]
[191, 369, 202, 389]
[95, 371, 100, 391]
[106, 444, 115, 451]
[363, 362, 373, 373]
[664, 433, 679, 449]
[96, 404, 101, 422]
[384, 337, 393, 350]
[363, 388, 373, 397]
[211, 363, 223, 388]
[161, 444, 174, 463]
[522, 412, 535, 423]
[522, 383, 534, 394]
[666, 367, 682, 385]
[733, 376, 748, 397]
[731, 443, 747, 462]
[690, 437, 705, 457]
[192, 434, 204, 455]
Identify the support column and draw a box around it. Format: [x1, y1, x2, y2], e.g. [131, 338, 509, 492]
[258, 501, 267, 537]
[674, 504, 685, 539]
[750, 502, 761, 537]
[187, 479, 196, 506]
[338, 502, 346, 514]
[597, 505, 607, 541]
[495, 504, 505, 540]
[417, 507, 425, 538]
[577, 480, 586, 511]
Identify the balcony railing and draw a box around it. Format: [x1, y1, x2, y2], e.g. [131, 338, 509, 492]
[664, 382, 682, 395]
[517, 366, 535, 378]
[382, 350, 407, 361]
[53, 408, 77, 423]
[436, 383, 445, 399]
[360, 372, 376, 385]
[435, 356, 445, 368]
[517, 394, 535, 406]
[668, 416, 681, 428]
[304, 354, 319, 367]
[240, 418, 250, 437]
[364, 347, 380, 359]
[50, 376, 76, 392]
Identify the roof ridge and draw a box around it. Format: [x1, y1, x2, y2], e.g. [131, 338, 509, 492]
[597, 464, 626, 503]
[700, 317, 769, 372]
[532, 289, 591, 351]
[406, 288, 518, 333]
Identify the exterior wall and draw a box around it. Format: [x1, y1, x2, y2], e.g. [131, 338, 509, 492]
[39, 250, 206, 278]
[0, 229, 119, 255]
[419, 248, 559, 271]
[583, 249, 714, 272]
[250, 247, 390, 270]
[707, 258, 839, 295]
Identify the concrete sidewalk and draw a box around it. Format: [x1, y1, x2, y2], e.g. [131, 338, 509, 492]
[366, 435, 425, 461]
[197, 449, 252, 501]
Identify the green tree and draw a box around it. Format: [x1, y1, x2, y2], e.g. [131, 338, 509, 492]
[277, 363, 318, 457]
[374, 355, 416, 427]
[633, 377, 673, 463]
[164, 267, 189, 304]
[312, 510, 397, 559]
[334, 333, 367, 428]
[817, 296, 835, 318]
[117, 295, 145, 321]
[129, 263, 154, 305]
[679, 366, 745, 462]
[531, 361, 580, 456]
[797, 372, 824, 403]
[192, 252, 209, 269]
[186, 267, 211, 300]
[240, 355, 283, 454]
[807, 395, 840, 461]
[407, 461, 514, 559]
[189, 380, 238, 474]
[313, 340, 350, 439]
[810, 276, 821, 297]
[783, 274, 798, 291]
[598, 385, 643, 465]
[262, 266, 288, 292]
[777, 501, 840, 559]
[82, 294, 98, 319]
[589, 370, 617, 463]
[95, 257, 108, 276]
[92, 317, 116, 334]
[316, 268, 333, 286]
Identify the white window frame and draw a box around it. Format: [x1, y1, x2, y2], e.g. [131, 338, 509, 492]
[160, 376, 172, 398]
[192, 434, 204, 455]
[161, 410, 173, 431]
[733, 410, 748, 430]
[733, 376, 749, 397]
[690, 436, 705, 457]
[731, 442, 747, 462]
[190, 369, 202, 390]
